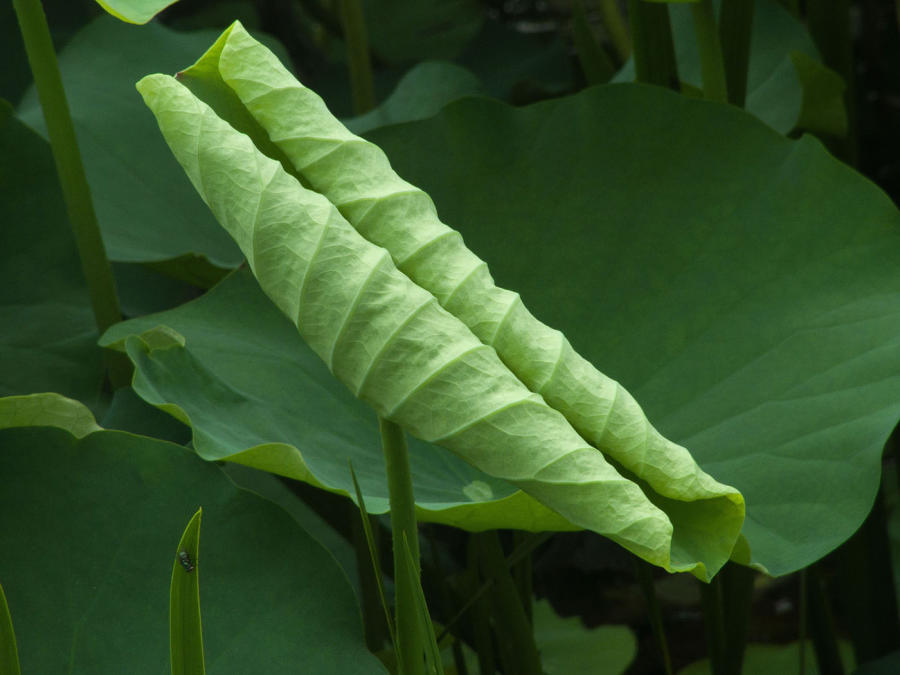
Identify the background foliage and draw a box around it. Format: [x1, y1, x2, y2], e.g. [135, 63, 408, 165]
[3, 0, 900, 673]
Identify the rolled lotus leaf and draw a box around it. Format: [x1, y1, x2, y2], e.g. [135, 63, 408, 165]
[136, 74, 690, 571]
[173, 22, 745, 568]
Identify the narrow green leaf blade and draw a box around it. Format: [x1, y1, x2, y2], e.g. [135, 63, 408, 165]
[170, 508, 204, 675]
[401, 533, 444, 675]
[0, 580, 20, 675]
[348, 463, 398, 658]
[135, 73, 681, 573]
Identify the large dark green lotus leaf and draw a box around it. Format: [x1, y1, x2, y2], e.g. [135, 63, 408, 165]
[364, 84, 900, 575]
[0, 422, 385, 673]
[616, 0, 845, 136]
[16, 15, 250, 273]
[100, 270, 575, 533]
[0, 102, 104, 409]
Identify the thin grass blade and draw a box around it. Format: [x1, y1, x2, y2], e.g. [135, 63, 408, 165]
[0, 580, 20, 675]
[349, 462, 399, 659]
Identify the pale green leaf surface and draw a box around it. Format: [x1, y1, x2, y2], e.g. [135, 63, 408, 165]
[100, 270, 574, 533]
[174, 23, 743, 578]
[0, 426, 385, 673]
[94, 0, 178, 25]
[135, 73, 699, 574]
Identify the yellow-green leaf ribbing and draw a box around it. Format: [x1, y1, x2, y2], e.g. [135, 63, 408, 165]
[167, 22, 746, 579]
[137, 73, 685, 572]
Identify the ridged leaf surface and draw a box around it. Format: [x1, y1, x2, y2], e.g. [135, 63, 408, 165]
[169, 22, 745, 575]
[136, 72, 735, 577]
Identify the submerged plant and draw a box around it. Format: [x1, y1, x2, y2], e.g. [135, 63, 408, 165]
[136, 21, 744, 580]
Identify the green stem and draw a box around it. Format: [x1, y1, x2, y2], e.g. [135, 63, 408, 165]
[700, 573, 727, 674]
[572, 0, 615, 85]
[798, 570, 807, 675]
[380, 417, 423, 675]
[806, 565, 844, 675]
[634, 558, 673, 675]
[691, 0, 729, 103]
[337, 0, 375, 114]
[12, 0, 128, 388]
[628, 0, 679, 90]
[718, 0, 754, 106]
[466, 536, 495, 675]
[476, 532, 542, 675]
[510, 531, 533, 625]
[720, 563, 754, 674]
[836, 484, 900, 663]
[806, 0, 856, 164]
[598, 0, 631, 63]
[436, 533, 549, 644]
[427, 532, 467, 675]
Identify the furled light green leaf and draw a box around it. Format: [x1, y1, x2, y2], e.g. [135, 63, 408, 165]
[94, 0, 178, 25]
[136, 73, 703, 576]
[169, 22, 744, 578]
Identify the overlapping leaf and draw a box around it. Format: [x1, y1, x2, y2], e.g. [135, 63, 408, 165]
[100, 270, 571, 534]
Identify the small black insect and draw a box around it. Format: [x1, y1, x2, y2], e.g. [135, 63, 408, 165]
[177, 550, 195, 573]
